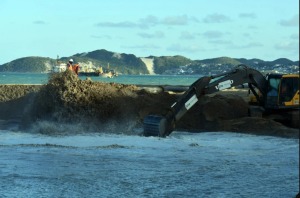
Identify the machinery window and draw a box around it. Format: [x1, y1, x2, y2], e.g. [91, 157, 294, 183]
[267, 78, 280, 96]
[293, 78, 299, 93]
[280, 78, 295, 102]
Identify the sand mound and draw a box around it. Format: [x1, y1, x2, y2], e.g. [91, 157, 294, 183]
[0, 85, 41, 120]
[22, 71, 143, 133]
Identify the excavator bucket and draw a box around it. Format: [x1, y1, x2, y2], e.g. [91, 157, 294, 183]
[143, 115, 168, 137]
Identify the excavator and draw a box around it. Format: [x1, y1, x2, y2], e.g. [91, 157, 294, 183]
[143, 64, 299, 137]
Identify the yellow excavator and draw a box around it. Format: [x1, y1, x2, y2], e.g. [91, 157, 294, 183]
[143, 64, 299, 137]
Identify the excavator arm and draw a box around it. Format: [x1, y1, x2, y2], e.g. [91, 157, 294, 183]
[143, 64, 267, 137]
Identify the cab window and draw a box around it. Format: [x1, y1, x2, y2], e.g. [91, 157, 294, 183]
[267, 78, 280, 96]
[279, 77, 297, 102]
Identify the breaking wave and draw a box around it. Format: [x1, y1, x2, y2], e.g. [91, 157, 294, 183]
[27, 120, 142, 136]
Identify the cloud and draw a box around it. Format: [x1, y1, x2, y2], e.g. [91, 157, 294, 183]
[179, 31, 196, 40]
[275, 41, 299, 51]
[96, 15, 199, 29]
[162, 15, 189, 25]
[235, 42, 264, 48]
[203, 13, 231, 23]
[95, 21, 138, 28]
[33, 20, 46, 25]
[247, 25, 259, 29]
[139, 15, 159, 26]
[167, 43, 202, 53]
[279, 15, 299, 27]
[290, 33, 299, 40]
[91, 35, 112, 39]
[138, 31, 165, 39]
[238, 13, 256, 19]
[202, 31, 224, 39]
[242, 33, 252, 38]
[121, 44, 161, 49]
[208, 40, 233, 45]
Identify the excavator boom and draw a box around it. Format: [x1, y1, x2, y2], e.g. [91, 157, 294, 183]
[143, 64, 268, 137]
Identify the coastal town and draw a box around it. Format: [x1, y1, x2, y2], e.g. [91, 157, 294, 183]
[163, 62, 299, 75]
[53, 56, 299, 76]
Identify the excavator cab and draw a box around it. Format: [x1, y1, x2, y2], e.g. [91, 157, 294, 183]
[265, 74, 299, 109]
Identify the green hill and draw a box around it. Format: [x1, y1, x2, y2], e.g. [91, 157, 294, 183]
[73, 49, 148, 74]
[235, 58, 265, 65]
[0, 56, 56, 72]
[0, 50, 149, 74]
[271, 58, 295, 65]
[152, 55, 192, 74]
[197, 57, 242, 65]
[0, 51, 193, 74]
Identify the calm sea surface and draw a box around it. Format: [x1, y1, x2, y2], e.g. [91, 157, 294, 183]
[0, 72, 299, 197]
[0, 72, 200, 86]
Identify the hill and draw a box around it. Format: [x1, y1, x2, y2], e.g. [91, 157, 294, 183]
[0, 57, 56, 72]
[235, 58, 265, 65]
[196, 56, 242, 65]
[271, 58, 295, 65]
[71, 49, 148, 74]
[0, 49, 298, 74]
[0, 50, 150, 74]
[152, 55, 192, 73]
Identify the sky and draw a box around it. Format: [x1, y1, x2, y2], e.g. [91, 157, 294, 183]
[0, 0, 299, 64]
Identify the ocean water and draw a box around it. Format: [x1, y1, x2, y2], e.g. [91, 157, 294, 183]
[0, 72, 200, 86]
[0, 131, 298, 198]
[0, 72, 299, 197]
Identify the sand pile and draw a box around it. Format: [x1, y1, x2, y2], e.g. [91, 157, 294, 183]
[0, 85, 41, 120]
[22, 71, 144, 133]
[0, 84, 41, 102]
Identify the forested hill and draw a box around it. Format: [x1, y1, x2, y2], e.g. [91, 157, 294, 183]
[0, 57, 56, 73]
[70, 49, 148, 74]
[0, 49, 298, 74]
